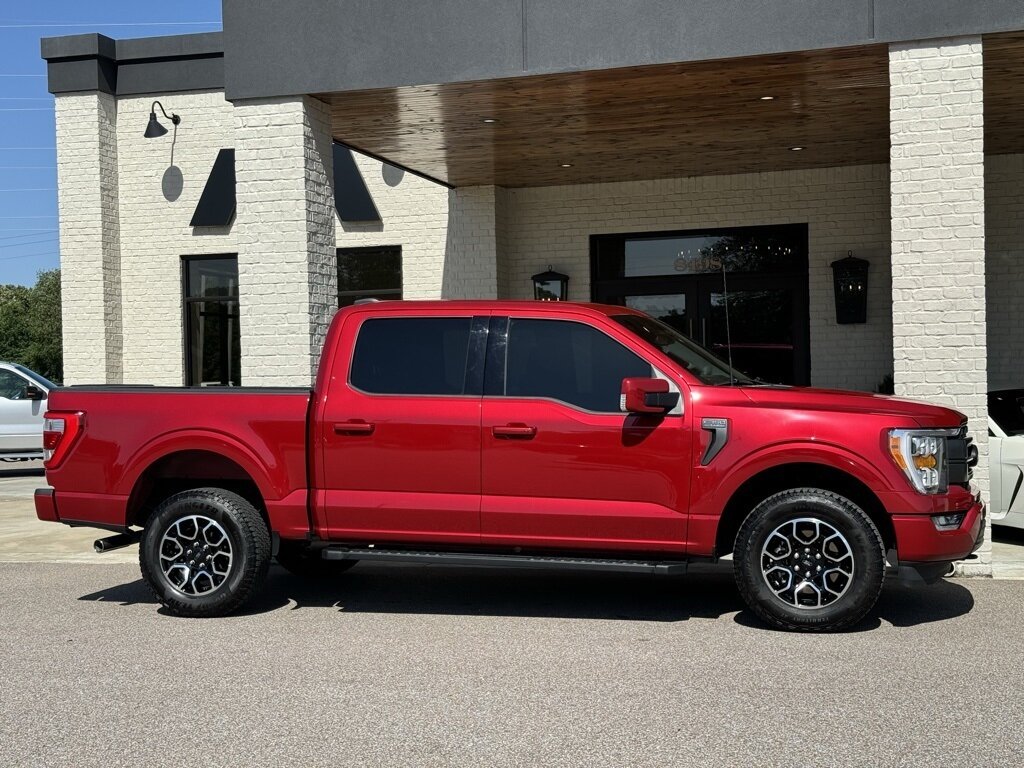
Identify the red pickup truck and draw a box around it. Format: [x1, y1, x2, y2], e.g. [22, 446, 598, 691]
[36, 301, 983, 631]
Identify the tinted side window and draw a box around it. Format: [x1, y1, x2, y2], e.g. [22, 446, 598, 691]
[505, 319, 651, 412]
[351, 317, 472, 395]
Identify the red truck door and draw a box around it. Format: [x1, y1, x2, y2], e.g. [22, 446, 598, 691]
[480, 315, 692, 553]
[316, 311, 486, 545]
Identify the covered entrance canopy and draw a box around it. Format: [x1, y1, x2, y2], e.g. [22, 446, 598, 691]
[319, 33, 1024, 188]
[322, 46, 890, 188]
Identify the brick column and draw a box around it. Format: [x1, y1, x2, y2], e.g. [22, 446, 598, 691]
[234, 96, 336, 385]
[54, 93, 122, 384]
[889, 38, 990, 574]
[442, 186, 504, 299]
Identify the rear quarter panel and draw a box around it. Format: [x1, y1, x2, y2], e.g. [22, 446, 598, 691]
[45, 388, 310, 531]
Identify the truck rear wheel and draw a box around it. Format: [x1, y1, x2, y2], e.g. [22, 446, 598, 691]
[733, 488, 885, 632]
[139, 488, 271, 618]
[276, 540, 358, 579]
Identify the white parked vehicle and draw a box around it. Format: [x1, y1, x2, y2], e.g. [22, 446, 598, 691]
[989, 389, 1024, 530]
[0, 362, 55, 461]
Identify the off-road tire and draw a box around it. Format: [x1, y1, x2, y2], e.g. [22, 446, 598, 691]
[733, 488, 885, 632]
[275, 539, 358, 579]
[140, 488, 271, 617]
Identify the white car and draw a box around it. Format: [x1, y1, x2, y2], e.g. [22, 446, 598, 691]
[989, 389, 1024, 530]
[0, 362, 55, 461]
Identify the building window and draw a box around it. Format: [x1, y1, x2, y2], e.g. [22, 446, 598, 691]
[183, 255, 241, 387]
[591, 224, 810, 386]
[338, 246, 402, 306]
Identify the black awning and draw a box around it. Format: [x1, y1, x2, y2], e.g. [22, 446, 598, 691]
[190, 145, 382, 228]
[190, 148, 236, 227]
[334, 143, 381, 223]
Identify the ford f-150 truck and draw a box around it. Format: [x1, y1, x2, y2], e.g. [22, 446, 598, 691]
[35, 301, 984, 631]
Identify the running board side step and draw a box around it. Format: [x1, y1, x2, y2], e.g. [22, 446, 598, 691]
[322, 547, 689, 575]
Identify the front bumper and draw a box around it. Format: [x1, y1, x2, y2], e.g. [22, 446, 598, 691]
[891, 495, 986, 563]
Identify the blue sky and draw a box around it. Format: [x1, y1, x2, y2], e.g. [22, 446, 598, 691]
[0, 1, 222, 286]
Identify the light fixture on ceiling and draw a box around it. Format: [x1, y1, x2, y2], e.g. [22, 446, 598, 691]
[560, 163, 573, 168]
[482, 118, 498, 124]
[790, 146, 804, 151]
[760, 96, 775, 101]
[144, 100, 181, 138]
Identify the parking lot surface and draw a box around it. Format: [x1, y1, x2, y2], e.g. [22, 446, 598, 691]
[3, 461, 1024, 766]
[1, 560, 1023, 767]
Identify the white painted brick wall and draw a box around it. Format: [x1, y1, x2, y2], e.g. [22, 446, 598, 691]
[54, 92, 123, 385]
[499, 166, 893, 392]
[116, 90, 238, 385]
[890, 37, 989, 573]
[337, 156, 450, 300]
[442, 186, 500, 299]
[234, 96, 335, 386]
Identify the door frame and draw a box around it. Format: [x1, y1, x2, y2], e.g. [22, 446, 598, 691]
[589, 224, 811, 385]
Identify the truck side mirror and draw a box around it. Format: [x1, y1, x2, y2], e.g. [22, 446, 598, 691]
[620, 377, 679, 414]
[23, 384, 45, 401]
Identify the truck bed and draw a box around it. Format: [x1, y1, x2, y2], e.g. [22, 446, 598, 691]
[43, 386, 312, 534]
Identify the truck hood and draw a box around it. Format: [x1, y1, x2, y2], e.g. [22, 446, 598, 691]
[739, 386, 966, 428]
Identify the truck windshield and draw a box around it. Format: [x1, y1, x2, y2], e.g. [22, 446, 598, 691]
[612, 314, 755, 386]
[11, 363, 56, 389]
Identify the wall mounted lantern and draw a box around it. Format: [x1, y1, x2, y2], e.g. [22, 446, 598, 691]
[831, 251, 869, 324]
[531, 267, 569, 301]
[144, 100, 181, 138]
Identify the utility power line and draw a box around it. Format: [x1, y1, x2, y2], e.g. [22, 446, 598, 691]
[0, 108, 53, 112]
[0, 250, 59, 262]
[0, 230, 57, 241]
[0, 189, 56, 192]
[0, 235, 57, 250]
[0, 74, 45, 77]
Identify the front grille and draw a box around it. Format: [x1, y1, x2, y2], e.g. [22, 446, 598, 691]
[947, 427, 975, 489]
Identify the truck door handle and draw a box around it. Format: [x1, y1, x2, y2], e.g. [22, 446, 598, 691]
[334, 420, 375, 435]
[492, 424, 537, 439]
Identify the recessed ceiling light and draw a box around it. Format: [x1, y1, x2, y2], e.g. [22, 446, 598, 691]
[760, 96, 775, 101]
[790, 146, 804, 151]
[482, 118, 498, 124]
[560, 163, 573, 168]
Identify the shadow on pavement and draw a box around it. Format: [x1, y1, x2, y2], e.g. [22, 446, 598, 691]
[0, 461, 45, 479]
[78, 562, 975, 629]
[993, 525, 1024, 546]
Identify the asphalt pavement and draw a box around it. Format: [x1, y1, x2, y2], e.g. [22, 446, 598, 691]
[3, 459, 1024, 766]
[1, 560, 1023, 767]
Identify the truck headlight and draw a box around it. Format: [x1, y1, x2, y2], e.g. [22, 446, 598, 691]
[888, 429, 953, 494]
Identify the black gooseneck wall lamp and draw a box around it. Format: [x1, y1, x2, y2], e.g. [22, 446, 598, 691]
[144, 100, 181, 138]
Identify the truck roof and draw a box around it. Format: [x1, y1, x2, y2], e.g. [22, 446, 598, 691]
[339, 300, 643, 318]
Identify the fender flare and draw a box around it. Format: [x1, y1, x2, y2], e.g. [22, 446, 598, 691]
[700, 440, 894, 520]
[117, 429, 283, 503]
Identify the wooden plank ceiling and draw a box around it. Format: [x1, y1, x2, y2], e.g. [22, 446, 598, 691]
[323, 34, 1024, 188]
[323, 44, 890, 188]
[984, 32, 1024, 156]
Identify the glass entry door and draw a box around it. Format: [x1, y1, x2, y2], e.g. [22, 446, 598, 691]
[591, 224, 810, 385]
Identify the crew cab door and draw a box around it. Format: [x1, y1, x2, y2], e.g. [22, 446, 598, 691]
[480, 314, 692, 553]
[316, 310, 486, 544]
[0, 368, 45, 453]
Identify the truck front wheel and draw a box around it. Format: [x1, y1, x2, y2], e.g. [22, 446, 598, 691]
[139, 488, 271, 617]
[733, 488, 885, 632]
